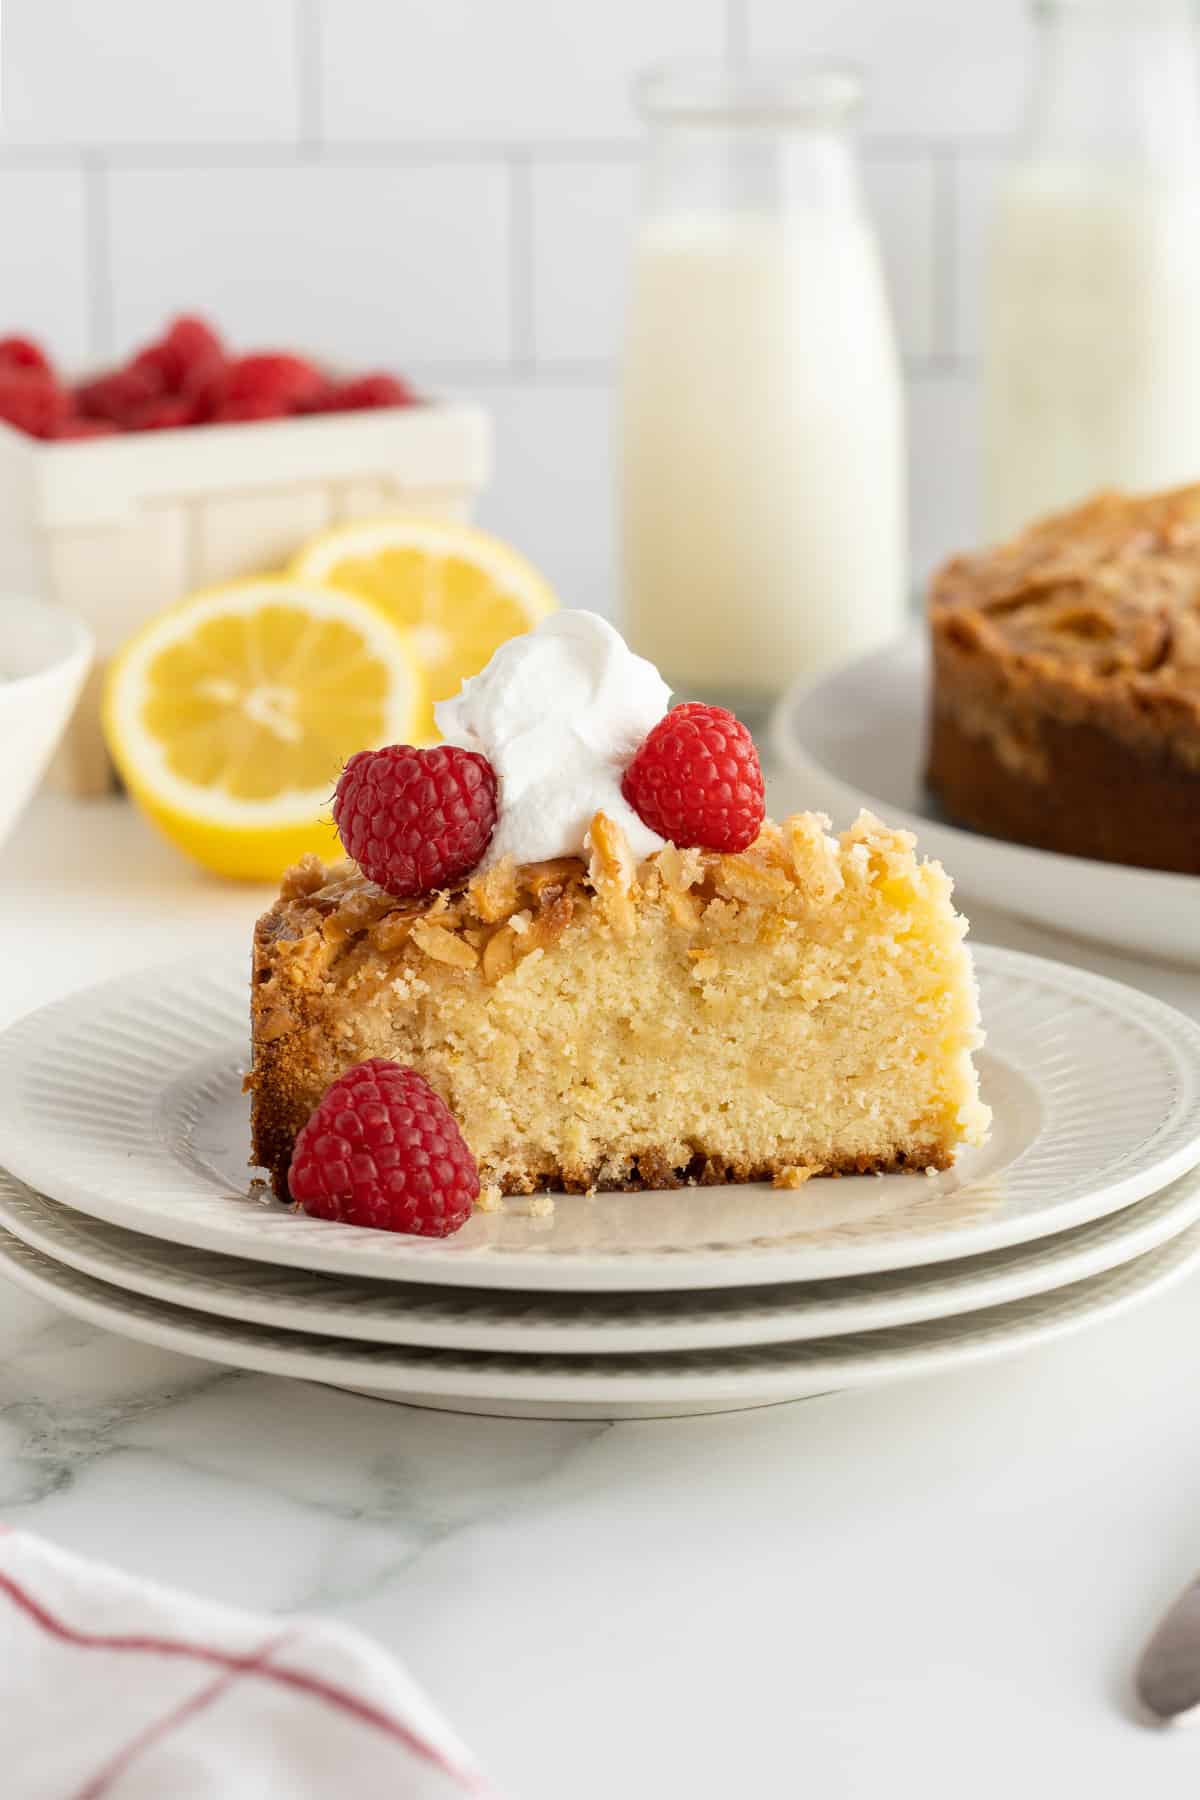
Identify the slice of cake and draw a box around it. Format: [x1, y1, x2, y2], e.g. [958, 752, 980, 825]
[249, 612, 989, 1212]
[250, 808, 988, 1197]
[928, 483, 1200, 873]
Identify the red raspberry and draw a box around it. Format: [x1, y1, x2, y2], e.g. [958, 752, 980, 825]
[0, 369, 70, 437]
[334, 743, 498, 897]
[126, 396, 197, 431]
[163, 314, 225, 384]
[315, 372, 418, 412]
[209, 394, 288, 423]
[622, 702, 765, 853]
[0, 336, 53, 378]
[76, 362, 164, 424]
[49, 416, 118, 439]
[288, 1059, 479, 1235]
[224, 352, 324, 413]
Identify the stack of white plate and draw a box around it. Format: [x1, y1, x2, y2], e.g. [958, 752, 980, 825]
[0, 945, 1198, 1420]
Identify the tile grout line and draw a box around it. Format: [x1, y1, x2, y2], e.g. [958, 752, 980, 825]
[0, 136, 1001, 172]
[81, 155, 114, 360]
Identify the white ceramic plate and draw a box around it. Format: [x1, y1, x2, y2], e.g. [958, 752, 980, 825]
[770, 632, 1199, 967]
[4, 1161, 1200, 1352]
[0, 948, 1198, 1293]
[0, 1218, 1196, 1420]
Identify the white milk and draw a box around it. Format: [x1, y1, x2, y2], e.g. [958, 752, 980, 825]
[620, 213, 906, 712]
[985, 168, 1200, 538]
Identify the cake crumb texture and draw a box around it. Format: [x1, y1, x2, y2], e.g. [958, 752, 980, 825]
[250, 811, 990, 1200]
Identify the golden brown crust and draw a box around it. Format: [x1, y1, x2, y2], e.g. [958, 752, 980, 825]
[928, 484, 1200, 871]
[485, 1143, 952, 1198]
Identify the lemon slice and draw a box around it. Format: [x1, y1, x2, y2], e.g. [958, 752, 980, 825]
[290, 515, 557, 740]
[103, 577, 424, 881]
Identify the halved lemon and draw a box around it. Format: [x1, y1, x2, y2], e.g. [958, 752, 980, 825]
[290, 515, 557, 740]
[103, 577, 424, 882]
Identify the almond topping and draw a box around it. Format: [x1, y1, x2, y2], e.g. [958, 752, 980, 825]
[527, 891, 575, 951]
[468, 856, 520, 923]
[280, 853, 327, 900]
[523, 858, 585, 901]
[371, 913, 414, 954]
[713, 855, 792, 905]
[656, 842, 704, 894]
[410, 920, 479, 969]
[482, 924, 518, 984]
[664, 886, 702, 932]
[784, 815, 844, 907]
[586, 810, 638, 938]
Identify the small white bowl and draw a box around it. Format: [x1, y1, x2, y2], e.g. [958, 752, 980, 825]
[0, 597, 93, 848]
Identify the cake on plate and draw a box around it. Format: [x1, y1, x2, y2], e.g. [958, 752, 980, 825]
[927, 484, 1200, 873]
[249, 612, 989, 1225]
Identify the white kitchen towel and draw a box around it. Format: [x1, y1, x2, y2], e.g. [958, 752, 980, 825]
[0, 1529, 500, 1799]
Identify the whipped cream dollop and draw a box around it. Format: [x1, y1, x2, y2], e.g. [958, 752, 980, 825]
[435, 610, 671, 868]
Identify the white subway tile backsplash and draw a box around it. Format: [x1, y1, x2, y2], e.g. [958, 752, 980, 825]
[476, 383, 617, 618]
[104, 163, 511, 366]
[907, 369, 982, 580]
[0, 169, 90, 365]
[862, 154, 937, 363]
[747, 0, 1032, 139]
[530, 160, 638, 365]
[1, 0, 300, 146]
[0, 0, 1014, 613]
[318, 0, 726, 144]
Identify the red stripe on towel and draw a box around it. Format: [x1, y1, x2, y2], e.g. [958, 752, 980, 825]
[0, 1570, 487, 1794]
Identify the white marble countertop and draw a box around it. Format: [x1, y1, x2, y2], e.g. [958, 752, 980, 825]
[4, 791, 1200, 1797]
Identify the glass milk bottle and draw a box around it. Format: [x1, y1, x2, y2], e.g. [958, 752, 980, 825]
[620, 65, 906, 726]
[984, 0, 1200, 539]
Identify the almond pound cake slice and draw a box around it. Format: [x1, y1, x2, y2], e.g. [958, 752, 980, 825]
[250, 809, 990, 1198]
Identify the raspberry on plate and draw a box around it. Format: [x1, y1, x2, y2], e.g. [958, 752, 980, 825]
[288, 1058, 479, 1235]
[334, 743, 499, 898]
[622, 701, 765, 853]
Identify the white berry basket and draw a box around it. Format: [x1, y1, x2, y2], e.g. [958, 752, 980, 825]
[0, 398, 491, 795]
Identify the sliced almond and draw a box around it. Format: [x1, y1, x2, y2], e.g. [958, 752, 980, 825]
[411, 919, 479, 969]
[656, 842, 704, 894]
[664, 886, 702, 932]
[468, 856, 520, 923]
[586, 811, 638, 938]
[482, 924, 518, 984]
[713, 854, 793, 905]
[370, 913, 414, 954]
[784, 814, 844, 907]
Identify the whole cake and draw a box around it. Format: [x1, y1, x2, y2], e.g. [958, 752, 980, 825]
[249, 613, 989, 1224]
[927, 484, 1200, 873]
